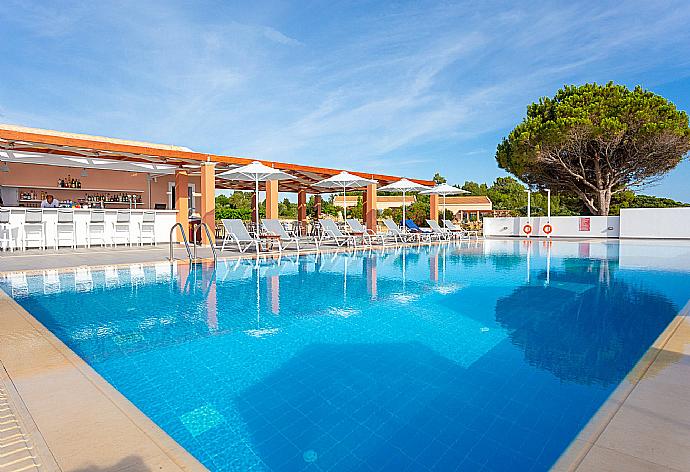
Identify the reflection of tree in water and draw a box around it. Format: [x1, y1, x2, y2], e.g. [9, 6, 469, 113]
[495, 259, 679, 387]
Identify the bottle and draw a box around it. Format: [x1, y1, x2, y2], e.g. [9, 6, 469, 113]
[77, 179, 81, 189]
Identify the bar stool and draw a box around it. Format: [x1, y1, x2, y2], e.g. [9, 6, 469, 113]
[55, 209, 76, 249]
[86, 210, 107, 247]
[0, 208, 14, 252]
[112, 210, 132, 246]
[138, 211, 156, 246]
[23, 209, 46, 250]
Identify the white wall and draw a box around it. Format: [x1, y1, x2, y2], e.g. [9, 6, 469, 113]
[1, 208, 177, 248]
[484, 216, 620, 238]
[619, 208, 690, 239]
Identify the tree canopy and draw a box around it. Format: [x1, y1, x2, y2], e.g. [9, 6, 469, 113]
[496, 82, 690, 215]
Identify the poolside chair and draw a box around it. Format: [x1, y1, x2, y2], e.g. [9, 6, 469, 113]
[23, 209, 46, 250]
[346, 218, 389, 246]
[220, 219, 262, 253]
[426, 220, 452, 240]
[139, 211, 156, 246]
[0, 208, 14, 252]
[112, 211, 132, 246]
[262, 219, 307, 252]
[404, 219, 436, 242]
[382, 218, 416, 244]
[55, 210, 76, 249]
[87, 210, 108, 248]
[319, 219, 358, 247]
[443, 219, 479, 240]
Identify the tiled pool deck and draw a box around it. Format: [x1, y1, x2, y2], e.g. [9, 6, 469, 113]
[0, 241, 689, 471]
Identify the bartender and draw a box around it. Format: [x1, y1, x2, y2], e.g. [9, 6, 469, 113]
[41, 194, 60, 208]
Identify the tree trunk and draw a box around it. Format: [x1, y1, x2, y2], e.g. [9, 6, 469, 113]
[596, 188, 611, 216]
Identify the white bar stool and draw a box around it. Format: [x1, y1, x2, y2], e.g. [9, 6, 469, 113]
[56, 210, 76, 249]
[139, 211, 156, 246]
[23, 209, 46, 250]
[112, 210, 132, 246]
[86, 210, 107, 247]
[0, 208, 14, 252]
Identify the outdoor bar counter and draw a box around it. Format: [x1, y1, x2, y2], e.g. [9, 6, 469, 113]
[0, 207, 178, 249]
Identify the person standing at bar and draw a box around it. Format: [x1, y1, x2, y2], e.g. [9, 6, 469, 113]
[41, 194, 60, 208]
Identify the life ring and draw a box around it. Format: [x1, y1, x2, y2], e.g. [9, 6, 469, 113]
[543, 224, 553, 234]
[523, 224, 532, 235]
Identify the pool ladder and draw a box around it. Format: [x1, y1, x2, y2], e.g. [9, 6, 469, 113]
[169, 222, 217, 265]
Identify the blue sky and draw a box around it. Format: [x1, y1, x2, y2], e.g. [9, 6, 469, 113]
[2, 0, 690, 200]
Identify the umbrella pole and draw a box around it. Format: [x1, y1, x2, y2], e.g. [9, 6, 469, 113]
[443, 194, 446, 222]
[343, 185, 347, 220]
[254, 178, 260, 226]
[402, 190, 406, 228]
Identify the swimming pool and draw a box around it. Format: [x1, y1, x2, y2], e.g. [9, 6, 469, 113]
[2, 240, 690, 471]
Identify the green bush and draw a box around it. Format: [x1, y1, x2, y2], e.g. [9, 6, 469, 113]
[215, 206, 253, 220]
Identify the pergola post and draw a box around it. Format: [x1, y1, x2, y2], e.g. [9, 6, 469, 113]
[314, 195, 322, 219]
[265, 180, 279, 219]
[364, 183, 378, 231]
[175, 169, 189, 242]
[200, 162, 215, 244]
[430, 194, 440, 222]
[297, 189, 307, 233]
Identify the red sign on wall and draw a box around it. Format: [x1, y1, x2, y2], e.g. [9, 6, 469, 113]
[579, 217, 591, 232]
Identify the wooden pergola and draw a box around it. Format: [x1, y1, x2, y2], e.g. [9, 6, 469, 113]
[0, 125, 437, 239]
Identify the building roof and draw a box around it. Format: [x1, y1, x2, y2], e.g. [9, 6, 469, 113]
[445, 196, 492, 204]
[0, 124, 434, 193]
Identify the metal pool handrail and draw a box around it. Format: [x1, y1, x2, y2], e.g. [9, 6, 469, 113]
[198, 222, 217, 263]
[169, 223, 192, 262]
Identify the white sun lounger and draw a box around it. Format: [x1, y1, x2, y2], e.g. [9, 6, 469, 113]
[426, 220, 452, 240]
[345, 218, 390, 246]
[220, 219, 262, 253]
[382, 218, 417, 243]
[443, 219, 479, 240]
[262, 219, 315, 252]
[319, 219, 358, 247]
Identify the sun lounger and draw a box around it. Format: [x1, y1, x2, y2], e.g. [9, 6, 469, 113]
[345, 218, 390, 246]
[426, 219, 452, 240]
[443, 219, 479, 240]
[319, 219, 358, 247]
[262, 219, 315, 252]
[404, 219, 437, 241]
[220, 219, 262, 253]
[382, 218, 417, 243]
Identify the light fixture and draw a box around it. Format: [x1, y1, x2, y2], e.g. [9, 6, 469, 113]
[80, 168, 88, 177]
[0, 162, 9, 173]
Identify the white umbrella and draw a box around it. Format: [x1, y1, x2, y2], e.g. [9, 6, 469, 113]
[314, 171, 376, 219]
[217, 161, 296, 224]
[377, 178, 430, 227]
[420, 183, 469, 221]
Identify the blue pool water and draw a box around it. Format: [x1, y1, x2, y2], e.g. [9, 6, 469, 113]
[3, 240, 690, 471]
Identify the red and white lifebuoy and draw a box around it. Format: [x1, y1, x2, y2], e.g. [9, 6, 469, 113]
[523, 224, 532, 235]
[543, 224, 553, 235]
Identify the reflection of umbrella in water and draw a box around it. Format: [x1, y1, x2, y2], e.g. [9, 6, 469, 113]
[324, 252, 360, 318]
[243, 257, 280, 338]
[432, 245, 462, 295]
[391, 247, 420, 303]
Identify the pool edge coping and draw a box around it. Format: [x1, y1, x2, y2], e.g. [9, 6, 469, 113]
[551, 299, 690, 471]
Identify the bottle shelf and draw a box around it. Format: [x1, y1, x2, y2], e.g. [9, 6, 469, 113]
[13, 185, 144, 193]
